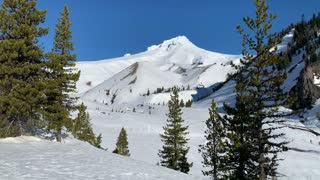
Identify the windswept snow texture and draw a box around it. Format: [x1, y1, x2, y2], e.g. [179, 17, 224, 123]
[0, 136, 196, 180]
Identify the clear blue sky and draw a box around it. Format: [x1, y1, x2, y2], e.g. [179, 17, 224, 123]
[25, 1, 320, 61]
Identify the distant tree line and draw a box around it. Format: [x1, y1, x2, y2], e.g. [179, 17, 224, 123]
[142, 85, 192, 97]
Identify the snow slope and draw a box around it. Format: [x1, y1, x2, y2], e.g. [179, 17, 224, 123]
[77, 36, 241, 106]
[80, 100, 320, 180]
[0, 136, 197, 180]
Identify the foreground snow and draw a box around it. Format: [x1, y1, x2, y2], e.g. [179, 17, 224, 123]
[0, 136, 196, 180]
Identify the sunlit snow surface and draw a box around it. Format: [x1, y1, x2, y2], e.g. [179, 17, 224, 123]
[83, 102, 320, 180]
[0, 136, 197, 180]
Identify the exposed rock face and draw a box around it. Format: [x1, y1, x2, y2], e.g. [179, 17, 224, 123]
[296, 63, 320, 108]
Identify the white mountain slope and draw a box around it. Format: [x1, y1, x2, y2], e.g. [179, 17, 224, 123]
[81, 61, 182, 106]
[0, 136, 197, 180]
[77, 36, 241, 106]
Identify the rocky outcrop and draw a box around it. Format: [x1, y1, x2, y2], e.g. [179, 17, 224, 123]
[296, 63, 320, 108]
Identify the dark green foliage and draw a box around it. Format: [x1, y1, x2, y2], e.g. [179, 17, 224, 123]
[113, 127, 130, 156]
[178, 151, 191, 174]
[0, 0, 48, 137]
[284, 12, 320, 109]
[94, 133, 102, 149]
[199, 100, 226, 180]
[185, 100, 193, 107]
[179, 99, 185, 107]
[44, 5, 79, 142]
[223, 0, 288, 179]
[289, 13, 320, 65]
[158, 87, 192, 173]
[72, 103, 99, 146]
[0, 115, 20, 138]
[51, 5, 80, 109]
[0, 1, 99, 147]
[156, 87, 164, 94]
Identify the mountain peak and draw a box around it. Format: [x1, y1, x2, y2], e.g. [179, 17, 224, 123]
[164, 35, 190, 45]
[147, 35, 194, 51]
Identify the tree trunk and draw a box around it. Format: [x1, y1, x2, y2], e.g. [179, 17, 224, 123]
[17, 119, 22, 137]
[259, 153, 267, 180]
[56, 127, 62, 142]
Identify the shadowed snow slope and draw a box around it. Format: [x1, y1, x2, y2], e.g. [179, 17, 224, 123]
[0, 136, 196, 180]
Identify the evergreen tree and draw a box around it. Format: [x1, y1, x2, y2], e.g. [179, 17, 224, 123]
[186, 100, 193, 107]
[0, 0, 48, 137]
[223, 0, 288, 179]
[72, 103, 98, 146]
[180, 99, 185, 107]
[44, 5, 79, 142]
[199, 100, 226, 179]
[158, 87, 192, 173]
[113, 127, 130, 156]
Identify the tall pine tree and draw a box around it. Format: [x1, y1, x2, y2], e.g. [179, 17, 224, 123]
[0, 0, 48, 137]
[158, 87, 192, 173]
[44, 5, 79, 142]
[113, 127, 130, 156]
[199, 100, 226, 180]
[223, 0, 288, 179]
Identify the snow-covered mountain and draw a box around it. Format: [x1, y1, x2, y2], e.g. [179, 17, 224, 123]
[77, 36, 241, 106]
